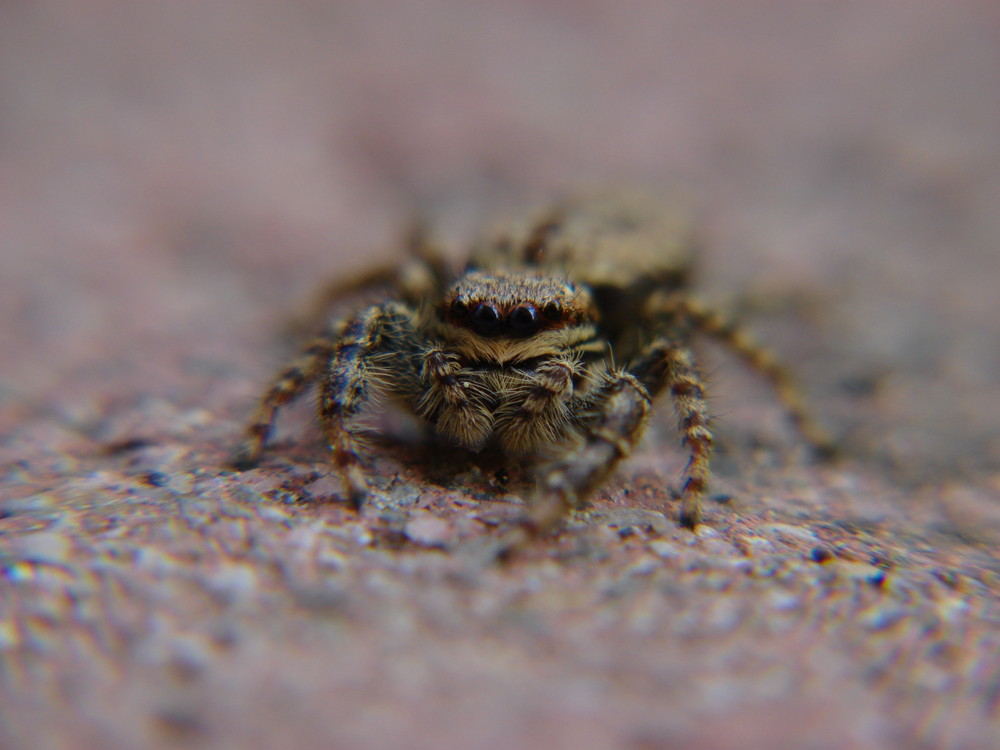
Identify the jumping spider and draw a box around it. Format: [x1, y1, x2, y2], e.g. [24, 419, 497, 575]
[230, 194, 832, 530]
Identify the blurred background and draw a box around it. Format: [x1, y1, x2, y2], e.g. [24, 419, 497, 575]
[3, 5, 1000, 749]
[1, 0, 999, 473]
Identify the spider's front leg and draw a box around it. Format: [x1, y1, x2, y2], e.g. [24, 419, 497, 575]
[629, 338, 714, 529]
[317, 302, 421, 508]
[229, 336, 337, 470]
[527, 368, 652, 533]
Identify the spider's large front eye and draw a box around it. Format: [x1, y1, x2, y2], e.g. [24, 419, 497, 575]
[471, 303, 503, 336]
[507, 305, 540, 336]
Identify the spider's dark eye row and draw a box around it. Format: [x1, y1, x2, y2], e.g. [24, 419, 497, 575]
[450, 299, 560, 337]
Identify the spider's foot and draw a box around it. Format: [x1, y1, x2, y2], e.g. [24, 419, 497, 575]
[342, 462, 370, 512]
[228, 443, 262, 471]
[523, 478, 575, 537]
[678, 493, 703, 530]
[811, 438, 841, 464]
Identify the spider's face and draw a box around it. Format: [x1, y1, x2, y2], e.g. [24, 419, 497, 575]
[436, 270, 598, 362]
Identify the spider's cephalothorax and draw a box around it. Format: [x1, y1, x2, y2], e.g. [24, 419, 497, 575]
[230, 194, 832, 530]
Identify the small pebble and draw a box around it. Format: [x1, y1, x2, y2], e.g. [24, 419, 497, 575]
[0, 620, 20, 649]
[9, 531, 72, 566]
[135, 547, 181, 575]
[935, 597, 970, 623]
[625, 556, 660, 576]
[858, 605, 908, 631]
[758, 523, 819, 544]
[385, 484, 421, 507]
[1, 494, 57, 515]
[316, 545, 348, 570]
[739, 535, 776, 555]
[202, 564, 258, 602]
[350, 524, 374, 546]
[403, 514, 454, 548]
[231, 487, 266, 505]
[598, 508, 670, 535]
[834, 561, 886, 585]
[810, 545, 834, 563]
[767, 591, 801, 611]
[700, 539, 736, 557]
[302, 475, 342, 499]
[257, 504, 290, 522]
[164, 473, 195, 494]
[144, 471, 169, 487]
[648, 541, 681, 559]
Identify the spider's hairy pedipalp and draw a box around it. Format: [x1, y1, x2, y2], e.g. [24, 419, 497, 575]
[528, 369, 651, 533]
[494, 355, 582, 455]
[416, 347, 494, 450]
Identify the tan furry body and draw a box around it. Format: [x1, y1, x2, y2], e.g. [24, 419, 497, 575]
[230, 193, 832, 530]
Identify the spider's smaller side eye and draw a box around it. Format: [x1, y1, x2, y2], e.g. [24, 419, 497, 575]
[541, 301, 562, 321]
[471, 303, 503, 336]
[507, 305, 540, 336]
[449, 299, 469, 317]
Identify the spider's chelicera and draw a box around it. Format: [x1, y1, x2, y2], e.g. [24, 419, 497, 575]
[230, 194, 832, 531]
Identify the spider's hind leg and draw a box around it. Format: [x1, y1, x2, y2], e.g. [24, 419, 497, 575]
[291, 220, 452, 338]
[648, 293, 837, 459]
[231, 299, 423, 514]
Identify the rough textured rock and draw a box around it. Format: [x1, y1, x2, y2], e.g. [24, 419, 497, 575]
[2, 3, 999, 749]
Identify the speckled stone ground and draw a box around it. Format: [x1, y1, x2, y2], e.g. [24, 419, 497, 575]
[2, 3, 1000, 749]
